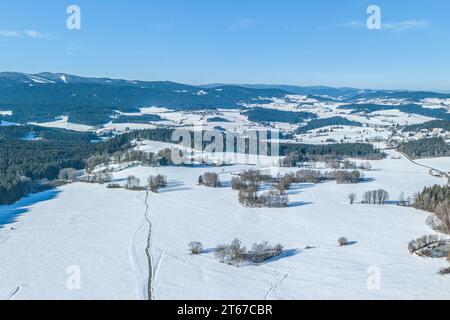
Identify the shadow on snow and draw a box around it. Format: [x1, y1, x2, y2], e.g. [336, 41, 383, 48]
[0, 189, 61, 229]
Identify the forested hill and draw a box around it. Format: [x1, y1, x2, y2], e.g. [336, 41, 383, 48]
[296, 116, 363, 134]
[0, 125, 385, 205]
[403, 120, 450, 132]
[398, 137, 450, 159]
[0, 72, 288, 126]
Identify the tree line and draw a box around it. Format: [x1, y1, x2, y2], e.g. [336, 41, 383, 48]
[397, 137, 450, 159]
[413, 185, 450, 234]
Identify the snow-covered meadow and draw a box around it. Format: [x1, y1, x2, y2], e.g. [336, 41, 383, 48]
[1, 143, 449, 300]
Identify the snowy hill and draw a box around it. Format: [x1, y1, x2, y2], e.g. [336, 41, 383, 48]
[1, 142, 449, 300]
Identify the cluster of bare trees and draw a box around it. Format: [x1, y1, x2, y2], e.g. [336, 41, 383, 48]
[148, 175, 167, 193]
[439, 265, 450, 276]
[214, 239, 283, 266]
[349, 190, 410, 206]
[108, 174, 168, 192]
[342, 160, 372, 171]
[232, 170, 289, 208]
[408, 234, 450, 258]
[86, 148, 176, 176]
[231, 170, 272, 190]
[408, 234, 441, 254]
[247, 242, 284, 263]
[295, 170, 323, 184]
[58, 168, 79, 181]
[362, 189, 389, 205]
[261, 190, 289, 208]
[198, 172, 221, 188]
[238, 186, 288, 208]
[112, 150, 159, 167]
[276, 173, 295, 193]
[157, 148, 176, 166]
[125, 175, 144, 190]
[188, 242, 204, 255]
[335, 170, 361, 184]
[322, 159, 372, 171]
[80, 171, 113, 184]
[85, 155, 109, 173]
[413, 185, 450, 235]
[293, 169, 361, 184]
[398, 192, 412, 207]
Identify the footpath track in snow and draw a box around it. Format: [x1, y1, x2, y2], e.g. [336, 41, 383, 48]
[143, 191, 154, 300]
[264, 272, 288, 300]
[7, 286, 21, 300]
[130, 191, 154, 300]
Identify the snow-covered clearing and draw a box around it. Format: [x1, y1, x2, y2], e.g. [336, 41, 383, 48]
[0, 147, 449, 299]
[0, 185, 149, 300]
[30, 116, 94, 132]
[414, 157, 450, 174]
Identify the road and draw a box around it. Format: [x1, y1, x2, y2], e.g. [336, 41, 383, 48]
[398, 151, 449, 179]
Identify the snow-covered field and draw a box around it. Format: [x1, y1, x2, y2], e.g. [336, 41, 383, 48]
[1, 147, 449, 300]
[0, 185, 149, 300]
[0, 110, 12, 116]
[30, 116, 94, 132]
[415, 157, 450, 174]
[296, 126, 389, 145]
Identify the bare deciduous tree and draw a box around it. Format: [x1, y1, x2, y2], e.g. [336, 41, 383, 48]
[338, 237, 349, 246]
[199, 172, 221, 188]
[58, 168, 78, 181]
[126, 175, 141, 190]
[148, 175, 167, 193]
[362, 189, 389, 205]
[188, 242, 203, 255]
[348, 193, 356, 204]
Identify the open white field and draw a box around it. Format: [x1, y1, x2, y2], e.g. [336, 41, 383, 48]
[0, 147, 449, 300]
[30, 116, 94, 132]
[414, 157, 450, 174]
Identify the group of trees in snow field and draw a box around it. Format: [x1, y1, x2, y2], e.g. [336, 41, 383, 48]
[281, 169, 362, 185]
[232, 170, 289, 208]
[238, 188, 289, 208]
[80, 171, 113, 184]
[148, 175, 167, 193]
[214, 239, 283, 266]
[58, 168, 79, 181]
[123, 174, 167, 192]
[362, 189, 390, 205]
[125, 175, 142, 190]
[198, 172, 221, 188]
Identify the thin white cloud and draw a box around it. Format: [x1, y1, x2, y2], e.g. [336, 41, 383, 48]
[338, 19, 430, 31]
[337, 21, 363, 29]
[0, 29, 21, 37]
[228, 18, 257, 31]
[25, 30, 53, 39]
[383, 20, 430, 31]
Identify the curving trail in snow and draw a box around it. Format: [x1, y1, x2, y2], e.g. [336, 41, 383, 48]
[130, 191, 154, 300]
[264, 273, 288, 300]
[143, 191, 154, 300]
[129, 193, 149, 299]
[398, 151, 449, 179]
[7, 286, 21, 300]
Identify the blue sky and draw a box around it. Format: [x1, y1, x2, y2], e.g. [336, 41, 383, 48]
[0, 0, 449, 91]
